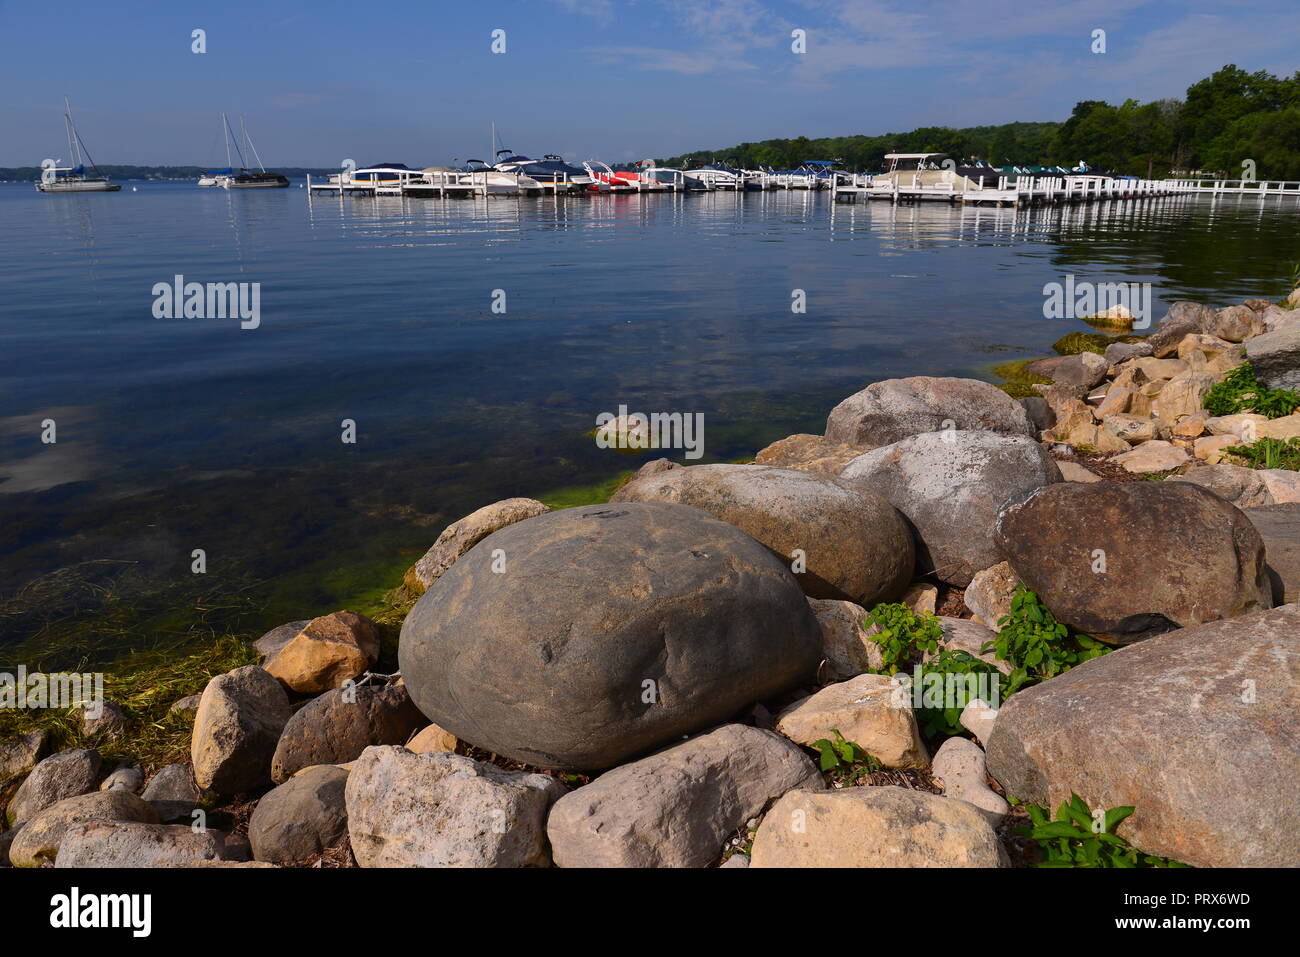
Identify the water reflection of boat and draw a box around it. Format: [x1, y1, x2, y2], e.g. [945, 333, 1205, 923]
[35, 98, 122, 193]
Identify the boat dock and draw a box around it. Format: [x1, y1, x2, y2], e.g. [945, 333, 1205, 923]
[833, 174, 1300, 207]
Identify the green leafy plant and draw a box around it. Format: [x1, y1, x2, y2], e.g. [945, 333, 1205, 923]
[985, 587, 1110, 694]
[1203, 362, 1300, 419]
[863, 602, 942, 675]
[809, 729, 882, 785]
[1226, 436, 1300, 470]
[1018, 794, 1190, 868]
[912, 649, 1004, 738]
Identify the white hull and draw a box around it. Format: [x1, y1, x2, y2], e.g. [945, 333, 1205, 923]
[36, 179, 121, 193]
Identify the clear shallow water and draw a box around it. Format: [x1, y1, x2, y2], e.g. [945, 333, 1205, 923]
[2, 181, 1298, 656]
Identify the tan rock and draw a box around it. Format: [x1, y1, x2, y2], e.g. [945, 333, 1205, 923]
[1094, 386, 1132, 418]
[264, 611, 380, 694]
[809, 598, 882, 679]
[930, 617, 1010, 675]
[1113, 441, 1190, 473]
[1206, 413, 1269, 439]
[1172, 413, 1208, 439]
[1127, 391, 1155, 417]
[1207, 305, 1266, 342]
[1057, 460, 1101, 483]
[901, 583, 938, 617]
[407, 498, 551, 594]
[1259, 414, 1300, 441]
[1260, 470, 1300, 504]
[753, 434, 865, 475]
[1066, 422, 1129, 453]
[1109, 363, 1148, 392]
[1177, 333, 1241, 360]
[405, 724, 459, 754]
[1045, 398, 1094, 440]
[1194, 434, 1243, 463]
[1154, 373, 1216, 422]
[960, 699, 999, 748]
[964, 562, 1018, 627]
[1134, 357, 1189, 380]
[774, 674, 928, 769]
[1082, 303, 1134, 328]
[749, 786, 1006, 868]
[1102, 414, 1157, 445]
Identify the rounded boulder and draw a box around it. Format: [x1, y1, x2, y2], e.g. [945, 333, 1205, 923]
[610, 463, 913, 605]
[398, 502, 823, 771]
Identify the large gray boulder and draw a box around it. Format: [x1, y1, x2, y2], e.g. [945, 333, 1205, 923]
[271, 683, 426, 783]
[1245, 324, 1300, 390]
[191, 665, 293, 795]
[346, 746, 564, 868]
[995, 481, 1272, 643]
[7, 749, 101, 826]
[399, 502, 823, 770]
[1147, 301, 1217, 357]
[825, 376, 1036, 448]
[250, 765, 350, 864]
[840, 431, 1062, 585]
[546, 724, 822, 868]
[750, 786, 1007, 867]
[986, 604, 1300, 867]
[55, 821, 249, 867]
[610, 463, 913, 605]
[1243, 504, 1300, 604]
[7, 790, 159, 867]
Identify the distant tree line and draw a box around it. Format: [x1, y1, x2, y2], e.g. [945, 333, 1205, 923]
[657, 65, 1300, 179]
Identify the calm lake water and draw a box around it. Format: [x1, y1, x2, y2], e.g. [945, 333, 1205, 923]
[2, 181, 1298, 662]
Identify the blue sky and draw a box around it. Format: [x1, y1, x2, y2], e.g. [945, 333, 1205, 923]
[1, 0, 1297, 167]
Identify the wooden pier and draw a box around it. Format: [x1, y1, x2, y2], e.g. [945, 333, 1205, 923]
[832, 174, 1300, 207]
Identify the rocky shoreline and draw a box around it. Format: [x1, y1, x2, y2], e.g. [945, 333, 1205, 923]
[3, 285, 1299, 869]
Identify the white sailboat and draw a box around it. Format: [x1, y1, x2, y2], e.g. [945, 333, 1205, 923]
[36, 97, 122, 193]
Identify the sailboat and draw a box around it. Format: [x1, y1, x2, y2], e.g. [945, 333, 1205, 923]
[198, 115, 236, 187]
[36, 97, 122, 193]
[219, 115, 290, 189]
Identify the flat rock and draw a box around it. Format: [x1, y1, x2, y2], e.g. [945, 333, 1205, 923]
[775, 674, 928, 769]
[346, 746, 564, 867]
[1103, 340, 1153, 365]
[1051, 351, 1108, 391]
[0, 730, 50, 789]
[547, 724, 822, 868]
[995, 481, 1272, 642]
[1057, 461, 1101, 483]
[1111, 440, 1189, 473]
[825, 376, 1035, 448]
[191, 665, 293, 795]
[263, 611, 381, 694]
[753, 433, 866, 475]
[399, 502, 823, 771]
[8, 790, 159, 867]
[840, 431, 1062, 586]
[750, 786, 1006, 867]
[55, 821, 249, 868]
[250, 765, 350, 864]
[7, 749, 101, 826]
[808, 598, 881, 679]
[271, 683, 427, 782]
[611, 463, 914, 605]
[1242, 504, 1300, 604]
[1245, 324, 1300, 390]
[985, 604, 1300, 867]
[407, 498, 551, 594]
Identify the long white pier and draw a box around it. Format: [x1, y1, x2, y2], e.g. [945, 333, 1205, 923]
[833, 174, 1300, 206]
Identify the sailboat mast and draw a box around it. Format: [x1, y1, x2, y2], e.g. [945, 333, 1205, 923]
[222, 112, 232, 169]
[64, 96, 81, 167]
[240, 116, 267, 172]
